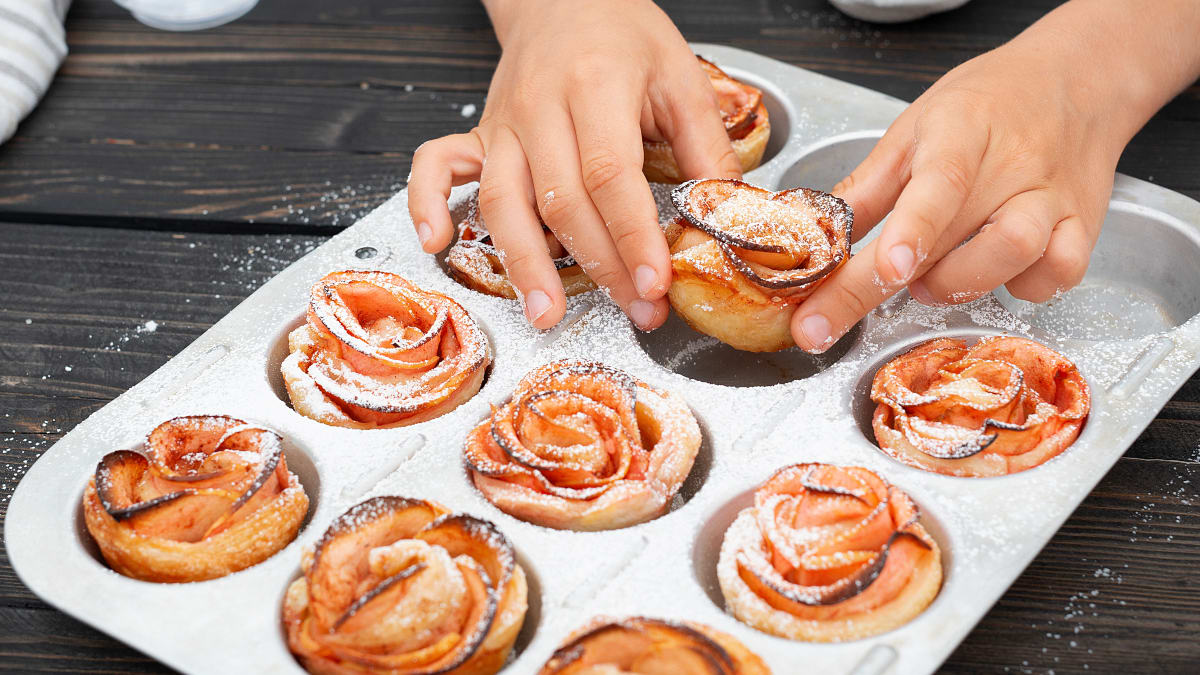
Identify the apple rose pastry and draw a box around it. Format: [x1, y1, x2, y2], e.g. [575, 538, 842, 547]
[667, 179, 852, 352]
[446, 196, 596, 299]
[871, 336, 1091, 477]
[464, 361, 702, 531]
[81, 415, 309, 583]
[283, 496, 528, 675]
[718, 463, 942, 642]
[643, 56, 771, 183]
[282, 270, 490, 429]
[540, 616, 770, 675]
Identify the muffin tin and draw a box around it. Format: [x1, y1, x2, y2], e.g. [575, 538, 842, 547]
[8, 44, 1200, 675]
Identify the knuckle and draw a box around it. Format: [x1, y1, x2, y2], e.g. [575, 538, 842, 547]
[999, 137, 1043, 175]
[411, 140, 434, 164]
[500, 250, 538, 277]
[1044, 242, 1089, 289]
[537, 188, 578, 226]
[581, 151, 628, 195]
[589, 264, 627, 291]
[932, 155, 974, 197]
[610, 224, 646, 252]
[990, 212, 1048, 262]
[712, 142, 740, 173]
[475, 180, 508, 214]
[833, 281, 875, 324]
[570, 55, 609, 84]
[1008, 279, 1056, 304]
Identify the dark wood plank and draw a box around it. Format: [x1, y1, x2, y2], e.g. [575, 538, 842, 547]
[0, 222, 1198, 672]
[0, 607, 170, 673]
[1, 0, 1196, 229]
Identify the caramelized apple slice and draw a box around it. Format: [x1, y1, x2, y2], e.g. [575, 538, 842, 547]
[81, 415, 309, 582]
[871, 336, 1091, 476]
[283, 496, 528, 675]
[282, 270, 490, 429]
[464, 361, 702, 531]
[671, 179, 851, 290]
[541, 617, 770, 675]
[718, 463, 942, 642]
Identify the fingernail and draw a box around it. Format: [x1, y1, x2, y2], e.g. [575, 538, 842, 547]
[908, 280, 937, 306]
[634, 265, 658, 297]
[629, 299, 656, 329]
[524, 290, 552, 322]
[888, 244, 916, 283]
[416, 222, 433, 248]
[799, 313, 833, 353]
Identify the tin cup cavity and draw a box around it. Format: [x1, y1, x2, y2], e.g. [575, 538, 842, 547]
[850, 329, 1095, 476]
[690, 478, 951, 629]
[275, 532, 544, 667]
[634, 311, 861, 387]
[463, 408, 715, 525]
[994, 202, 1200, 340]
[74, 434, 323, 577]
[778, 131, 882, 193]
[265, 311, 493, 425]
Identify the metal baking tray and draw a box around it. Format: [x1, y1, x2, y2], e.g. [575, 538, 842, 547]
[7, 44, 1200, 675]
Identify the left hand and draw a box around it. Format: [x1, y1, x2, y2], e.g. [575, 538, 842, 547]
[789, 0, 1200, 352]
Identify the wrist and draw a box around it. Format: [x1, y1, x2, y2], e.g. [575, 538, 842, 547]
[481, 0, 555, 48]
[1013, 0, 1200, 148]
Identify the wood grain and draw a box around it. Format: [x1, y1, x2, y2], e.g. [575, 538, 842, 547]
[1, 0, 1199, 672]
[1, 222, 1198, 672]
[0, 0, 1196, 229]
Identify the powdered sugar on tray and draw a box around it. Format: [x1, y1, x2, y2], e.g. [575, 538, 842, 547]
[8, 45, 1200, 675]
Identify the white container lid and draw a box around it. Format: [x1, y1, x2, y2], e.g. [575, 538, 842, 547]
[112, 0, 258, 31]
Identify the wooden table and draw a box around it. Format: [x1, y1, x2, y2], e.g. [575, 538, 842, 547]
[1, 0, 1197, 672]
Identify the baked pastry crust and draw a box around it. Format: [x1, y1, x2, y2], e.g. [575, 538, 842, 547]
[81, 415, 309, 583]
[464, 360, 701, 531]
[871, 336, 1091, 477]
[282, 270, 489, 429]
[446, 197, 595, 299]
[643, 56, 771, 183]
[718, 463, 942, 642]
[668, 179, 852, 352]
[283, 496, 527, 675]
[540, 616, 770, 674]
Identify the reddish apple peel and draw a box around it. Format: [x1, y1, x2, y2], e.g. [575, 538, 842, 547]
[282, 270, 490, 429]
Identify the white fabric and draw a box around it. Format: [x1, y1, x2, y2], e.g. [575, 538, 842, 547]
[0, 0, 69, 143]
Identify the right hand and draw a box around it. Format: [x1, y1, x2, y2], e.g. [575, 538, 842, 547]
[408, 0, 742, 330]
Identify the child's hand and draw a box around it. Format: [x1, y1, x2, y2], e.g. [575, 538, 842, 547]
[791, 0, 1200, 353]
[409, 0, 741, 330]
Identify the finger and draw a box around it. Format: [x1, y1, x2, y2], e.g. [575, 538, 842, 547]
[830, 119, 915, 240]
[790, 238, 894, 353]
[517, 111, 669, 330]
[1003, 214, 1094, 302]
[658, 58, 743, 180]
[873, 109, 988, 287]
[569, 85, 670, 300]
[476, 128, 567, 329]
[408, 132, 485, 253]
[908, 190, 1058, 305]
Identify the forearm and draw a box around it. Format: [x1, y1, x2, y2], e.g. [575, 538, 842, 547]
[1011, 0, 1200, 145]
[480, 0, 519, 45]
[481, 0, 555, 47]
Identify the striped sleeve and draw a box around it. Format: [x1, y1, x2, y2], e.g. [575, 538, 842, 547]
[0, 0, 70, 143]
